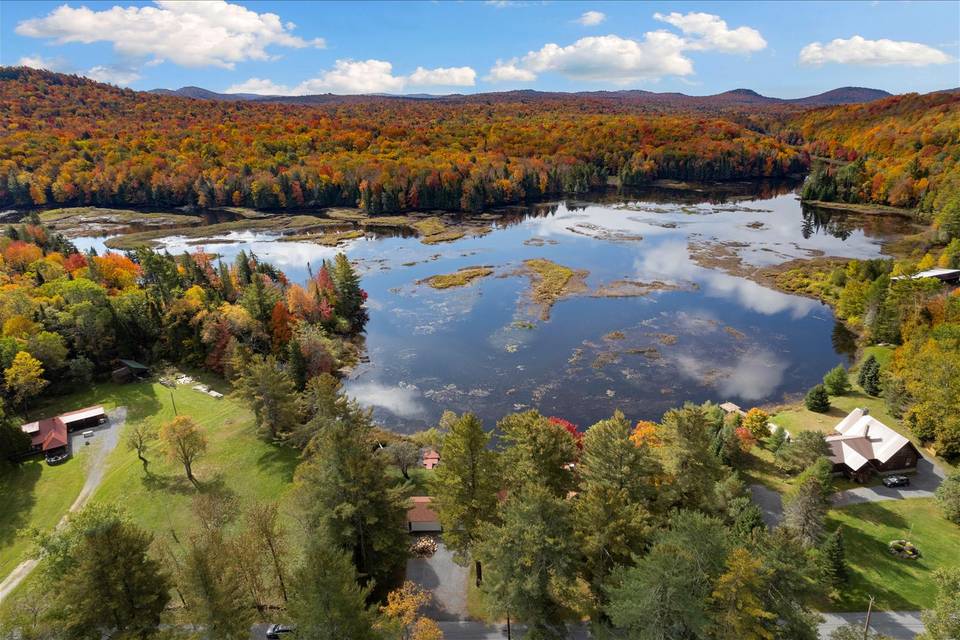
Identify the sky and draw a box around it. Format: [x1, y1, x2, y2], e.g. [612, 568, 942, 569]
[1, 0, 958, 98]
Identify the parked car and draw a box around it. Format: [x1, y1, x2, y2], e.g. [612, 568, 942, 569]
[882, 475, 910, 488]
[82, 430, 95, 438]
[266, 624, 294, 639]
[45, 451, 70, 465]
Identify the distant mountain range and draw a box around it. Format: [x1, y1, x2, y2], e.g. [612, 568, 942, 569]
[147, 85, 894, 108]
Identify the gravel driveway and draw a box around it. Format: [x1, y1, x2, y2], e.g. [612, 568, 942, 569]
[406, 538, 470, 621]
[0, 407, 127, 603]
[832, 452, 945, 507]
[749, 484, 784, 527]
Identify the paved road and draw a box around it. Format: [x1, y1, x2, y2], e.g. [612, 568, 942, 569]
[819, 611, 924, 639]
[406, 539, 470, 620]
[253, 612, 923, 639]
[749, 483, 784, 527]
[0, 407, 126, 603]
[832, 452, 945, 507]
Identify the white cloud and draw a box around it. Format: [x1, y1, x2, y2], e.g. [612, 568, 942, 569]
[295, 59, 405, 94]
[518, 33, 693, 84]
[84, 64, 141, 86]
[487, 12, 765, 84]
[799, 35, 952, 66]
[18, 55, 68, 71]
[485, 58, 538, 82]
[15, 0, 324, 69]
[223, 77, 290, 95]
[653, 11, 766, 53]
[407, 65, 476, 87]
[575, 11, 606, 26]
[228, 60, 477, 95]
[18, 55, 140, 86]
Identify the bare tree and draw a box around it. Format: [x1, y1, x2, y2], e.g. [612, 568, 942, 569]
[125, 421, 157, 473]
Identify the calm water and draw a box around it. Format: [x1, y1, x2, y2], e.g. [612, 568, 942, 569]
[73, 183, 912, 432]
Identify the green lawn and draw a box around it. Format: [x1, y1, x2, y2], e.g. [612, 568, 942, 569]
[1, 373, 301, 612]
[767, 346, 953, 472]
[86, 376, 300, 539]
[821, 499, 960, 612]
[0, 454, 87, 577]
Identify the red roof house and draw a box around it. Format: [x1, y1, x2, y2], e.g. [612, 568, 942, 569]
[406, 496, 441, 533]
[421, 449, 441, 470]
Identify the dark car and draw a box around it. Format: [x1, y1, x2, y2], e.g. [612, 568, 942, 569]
[45, 451, 70, 465]
[266, 624, 294, 639]
[882, 475, 910, 488]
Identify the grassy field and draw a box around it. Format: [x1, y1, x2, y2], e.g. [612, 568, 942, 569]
[768, 345, 954, 474]
[1, 373, 301, 610]
[86, 376, 300, 539]
[0, 454, 87, 577]
[821, 499, 960, 612]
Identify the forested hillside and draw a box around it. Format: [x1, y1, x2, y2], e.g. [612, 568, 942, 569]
[0, 68, 804, 214]
[794, 91, 960, 240]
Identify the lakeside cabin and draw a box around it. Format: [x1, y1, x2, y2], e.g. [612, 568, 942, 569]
[825, 408, 920, 483]
[21, 405, 107, 463]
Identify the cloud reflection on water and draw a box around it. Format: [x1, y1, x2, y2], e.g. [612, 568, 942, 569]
[346, 381, 427, 419]
[675, 348, 787, 402]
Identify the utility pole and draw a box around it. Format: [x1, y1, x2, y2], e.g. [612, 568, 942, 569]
[862, 595, 875, 640]
[506, 612, 512, 640]
[160, 378, 178, 416]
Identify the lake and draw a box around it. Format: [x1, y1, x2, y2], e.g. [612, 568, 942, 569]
[72, 181, 912, 432]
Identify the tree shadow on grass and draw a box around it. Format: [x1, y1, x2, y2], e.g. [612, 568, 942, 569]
[0, 461, 41, 553]
[30, 380, 163, 426]
[255, 445, 300, 485]
[842, 502, 909, 530]
[140, 470, 197, 496]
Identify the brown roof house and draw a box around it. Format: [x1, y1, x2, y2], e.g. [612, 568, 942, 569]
[826, 408, 920, 482]
[406, 496, 441, 533]
[21, 405, 107, 465]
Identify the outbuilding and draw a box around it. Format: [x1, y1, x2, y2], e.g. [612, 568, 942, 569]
[406, 496, 441, 533]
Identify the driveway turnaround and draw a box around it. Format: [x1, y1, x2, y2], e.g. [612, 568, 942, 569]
[832, 452, 945, 507]
[406, 539, 470, 620]
[0, 407, 127, 603]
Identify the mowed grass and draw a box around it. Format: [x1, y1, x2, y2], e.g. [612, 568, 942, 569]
[87, 376, 300, 540]
[1, 374, 301, 607]
[0, 454, 87, 577]
[768, 345, 954, 472]
[821, 499, 960, 612]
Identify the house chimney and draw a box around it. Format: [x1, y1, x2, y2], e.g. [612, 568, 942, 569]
[862, 408, 869, 416]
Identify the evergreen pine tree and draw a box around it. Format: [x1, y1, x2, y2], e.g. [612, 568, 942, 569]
[804, 384, 831, 413]
[182, 530, 254, 640]
[287, 339, 307, 391]
[287, 537, 378, 640]
[823, 364, 851, 396]
[857, 355, 877, 387]
[862, 359, 882, 396]
[768, 426, 788, 453]
[821, 527, 847, 588]
[331, 253, 367, 330]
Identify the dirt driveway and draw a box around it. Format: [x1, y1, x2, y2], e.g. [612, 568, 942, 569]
[0, 407, 127, 603]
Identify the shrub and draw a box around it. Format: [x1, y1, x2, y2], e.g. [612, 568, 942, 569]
[805, 384, 831, 413]
[823, 364, 851, 396]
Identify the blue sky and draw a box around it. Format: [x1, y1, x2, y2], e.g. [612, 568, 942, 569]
[2, 0, 958, 97]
